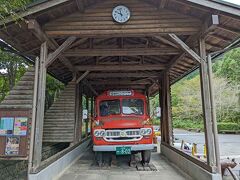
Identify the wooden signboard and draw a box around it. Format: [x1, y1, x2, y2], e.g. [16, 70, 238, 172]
[0, 109, 31, 159]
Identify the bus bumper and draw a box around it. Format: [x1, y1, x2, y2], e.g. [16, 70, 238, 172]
[93, 144, 155, 152]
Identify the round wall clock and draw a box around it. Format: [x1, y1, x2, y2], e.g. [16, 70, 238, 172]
[112, 5, 131, 24]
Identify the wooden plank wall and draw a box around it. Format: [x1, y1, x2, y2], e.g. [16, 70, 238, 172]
[43, 82, 76, 142]
[43, 0, 201, 37]
[0, 67, 35, 109]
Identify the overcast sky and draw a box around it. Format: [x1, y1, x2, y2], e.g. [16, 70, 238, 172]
[223, 0, 240, 5]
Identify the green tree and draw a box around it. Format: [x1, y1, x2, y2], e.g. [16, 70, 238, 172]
[0, 0, 32, 23]
[0, 49, 28, 101]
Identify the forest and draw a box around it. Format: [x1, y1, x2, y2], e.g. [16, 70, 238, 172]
[150, 48, 240, 132]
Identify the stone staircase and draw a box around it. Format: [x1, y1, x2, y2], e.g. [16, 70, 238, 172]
[0, 67, 35, 109]
[43, 81, 76, 142]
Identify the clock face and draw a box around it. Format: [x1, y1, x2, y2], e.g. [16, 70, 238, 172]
[112, 5, 131, 23]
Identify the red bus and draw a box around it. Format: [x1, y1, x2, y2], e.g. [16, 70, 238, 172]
[91, 90, 154, 165]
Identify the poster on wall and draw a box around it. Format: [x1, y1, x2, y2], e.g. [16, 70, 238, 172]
[0, 117, 14, 136]
[5, 136, 20, 155]
[14, 117, 28, 136]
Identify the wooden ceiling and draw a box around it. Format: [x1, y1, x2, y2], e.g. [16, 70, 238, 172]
[0, 0, 239, 96]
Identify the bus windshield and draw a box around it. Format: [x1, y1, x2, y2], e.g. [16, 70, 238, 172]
[122, 99, 144, 115]
[100, 100, 120, 116]
[99, 99, 144, 116]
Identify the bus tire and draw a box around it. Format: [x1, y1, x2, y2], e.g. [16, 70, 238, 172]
[141, 150, 151, 164]
[95, 152, 103, 166]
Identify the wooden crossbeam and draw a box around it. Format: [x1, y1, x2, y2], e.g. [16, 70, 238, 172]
[167, 14, 221, 72]
[216, 25, 240, 35]
[76, 0, 85, 12]
[96, 85, 146, 90]
[46, 36, 76, 67]
[88, 80, 152, 85]
[159, 0, 168, 9]
[76, 64, 166, 71]
[169, 33, 202, 63]
[154, 36, 179, 49]
[76, 71, 90, 84]
[64, 48, 180, 57]
[28, 19, 74, 71]
[83, 80, 98, 96]
[87, 73, 159, 78]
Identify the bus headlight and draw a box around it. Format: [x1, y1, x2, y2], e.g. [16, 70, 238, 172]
[140, 128, 152, 136]
[94, 129, 105, 137]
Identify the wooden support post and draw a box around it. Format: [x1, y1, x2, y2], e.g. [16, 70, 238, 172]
[85, 96, 89, 138]
[79, 83, 83, 140]
[74, 83, 80, 144]
[199, 38, 216, 168]
[76, 71, 90, 84]
[28, 57, 40, 174]
[91, 97, 94, 117]
[159, 71, 172, 144]
[32, 42, 48, 171]
[90, 97, 94, 134]
[207, 54, 221, 174]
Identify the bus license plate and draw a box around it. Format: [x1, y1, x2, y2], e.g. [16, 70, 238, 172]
[116, 146, 131, 155]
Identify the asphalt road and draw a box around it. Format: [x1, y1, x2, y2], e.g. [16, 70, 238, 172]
[172, 129, 240, 158]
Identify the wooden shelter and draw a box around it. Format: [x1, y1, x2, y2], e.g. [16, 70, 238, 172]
[0, 0, 240, 179]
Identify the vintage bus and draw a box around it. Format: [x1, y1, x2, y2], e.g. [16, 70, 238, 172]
[91, 90, 154, 165]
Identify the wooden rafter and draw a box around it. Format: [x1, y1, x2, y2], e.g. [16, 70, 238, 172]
[154, 36, 179, 49]
[169, 33, 202, 63]
[46, 36, 76, 67]
[76, 64, 166, 71]
[87, 73, 160, 78]
[28, 19, 74, 71]
[159, 0, 168, 9]
[76, 0, 85, 12]
[76, 71, 90, 84]
[64, 48, 180, 57]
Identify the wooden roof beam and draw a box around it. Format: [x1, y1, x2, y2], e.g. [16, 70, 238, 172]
[159, 0, 168, 9]
[46, 36, 76, 67]
[64, 48, 180, 57]
[76, 71, 90, 84]
[154, 36, 179, 49]
[76, 0, 85, 13]
[186, 0, 240, 17]
[216, 25, 240, 36]
[76, 64, 166, 71]
[169, 33, 202, 63]
[83, 80, 98, 96]
[88, 81, 152, 85]
[167, 14, 220, 70]
[28, 19, 75, 71]
[87, 73, 160, 78]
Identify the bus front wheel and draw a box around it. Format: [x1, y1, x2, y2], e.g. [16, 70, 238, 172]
[141, 150, 151, 164]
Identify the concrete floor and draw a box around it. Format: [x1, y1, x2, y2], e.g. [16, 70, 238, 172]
[56, 149, 187, 180]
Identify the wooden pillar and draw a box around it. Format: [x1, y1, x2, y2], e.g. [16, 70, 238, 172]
[199, 38, 216, 168]
[207, 54, 221, 173]
[90, 97, 94, 133]
[146, 90, 151, 116]
[91, 97, 94, 117]
[74, 82, 80, 144]
[159, 71, 172, 145]
[32, 42, 47, 171]
[85, 96, 89, 137]
[79, 83, 83, 140]
[28, 57, 40, 174]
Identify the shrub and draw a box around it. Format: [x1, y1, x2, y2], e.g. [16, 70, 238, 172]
[217, 122, 239, 131]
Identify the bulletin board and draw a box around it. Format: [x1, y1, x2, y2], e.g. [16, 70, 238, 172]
[0, 109, 31, 159]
